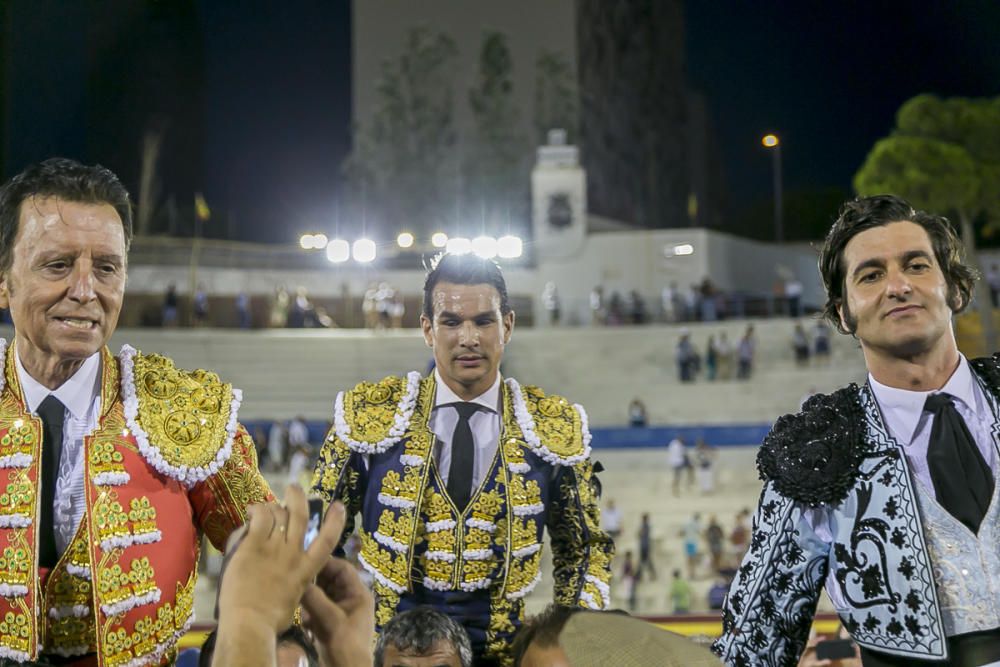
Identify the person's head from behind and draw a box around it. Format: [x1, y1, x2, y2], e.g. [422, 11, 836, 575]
[375, 607, 472, 667]
[818, 194, 975, 364]
[421, 252, 514, 400]
[199, 625, 319, 667]
[0, 157, 133, 387]
[511, 604, 579, 667]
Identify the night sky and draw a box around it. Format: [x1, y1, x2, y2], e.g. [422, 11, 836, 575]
[2, 1, 998, 243]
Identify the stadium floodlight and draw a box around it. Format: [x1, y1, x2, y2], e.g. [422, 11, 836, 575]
[326, 239, 350, 263]
[313, 233, 328, 249]
[674, 243, 694, 256]
[431, 232, 448, 248]
[446, 237, 472, 255]
[497, 235, 523, 259]
[472, 235, 498, 259]
[353, 238, 377, 263]
[300, 234, 315, 249]
[397, 232, 415, 249]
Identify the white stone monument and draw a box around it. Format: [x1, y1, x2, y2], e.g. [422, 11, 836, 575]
[531, 129, 587, 259]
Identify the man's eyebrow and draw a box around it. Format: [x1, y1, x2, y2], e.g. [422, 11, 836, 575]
[437, 310, 495, 320]
[900, 249, 933, 264]
[850, 250, 933, 279]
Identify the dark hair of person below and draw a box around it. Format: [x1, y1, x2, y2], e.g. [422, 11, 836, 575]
[421, 252, 511, 320]
[817, 193, 977, 335]
[509, 604, 582, 666]
[198, 624, 320, 667]
[374, 606, 474, 667]
[0, 157, 134, 275]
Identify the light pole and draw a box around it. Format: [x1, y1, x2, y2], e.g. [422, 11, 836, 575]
[762, 134, 783, 243]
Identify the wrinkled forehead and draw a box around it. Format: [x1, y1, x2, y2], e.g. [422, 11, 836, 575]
[842, 220, 932, 271]
[430, 282, 502, 316]
[17, 195, 126, 247]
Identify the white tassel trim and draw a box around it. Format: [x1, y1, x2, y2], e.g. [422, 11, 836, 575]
[66, 563, 91, 580]
[114, 606, 194, 667]
[0, 646, 30, 662]
[512, 543, 542, 559]
[48, 605, 90, 619]
[507, 462, 530, 474]
[584, 574, 611, 609]
[422, 576, 452, 591]
[399, 454, 425, 466]
[377, 493, 416, 509]
[505, 379, 592, 466]
[373, 531, 407, 553]
[425, 519, 457, 532]
[462, 549, 493, 561]
[512, 503, 544, 517]
[0, 583, 27, 597]
[580, 590, 601, 610]
[358, 552, 406, 593]
[93, 471, 131, 486]
[0, 339, 6, 394]
[101, 589, 161, 617]
[425, 550, 457, 562]
[119, 345, 239, 487]
[47, 644, 91, 658]
[0, 514, 31, 528]
[506, 570, 543, 601]
[0, 454, 31, 469]
[465, 518, 496, 533]
[99, 529, 162, 553]
[459, 577, 492, 592]
[334, 371, 421, 454]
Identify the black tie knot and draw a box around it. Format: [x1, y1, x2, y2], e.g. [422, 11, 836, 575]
[451, 402, 479, 421]
[37, 395, 66, 428]
[924, 393, 954, 414]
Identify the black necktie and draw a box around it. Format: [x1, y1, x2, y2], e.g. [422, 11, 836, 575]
[924, 393, 994, 533]
[37, 395, 65, 569]
[447, 403, 479, 512]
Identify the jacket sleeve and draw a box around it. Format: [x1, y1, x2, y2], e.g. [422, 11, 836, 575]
[712, 481, 830, 667]
[546, 458, 615, 609]
[189, 423, 275, 552]
[310, 430, 366, 555]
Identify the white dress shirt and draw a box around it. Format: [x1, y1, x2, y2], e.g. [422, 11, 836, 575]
[430, 370, 501, 492]
[16, 351, 101, 555]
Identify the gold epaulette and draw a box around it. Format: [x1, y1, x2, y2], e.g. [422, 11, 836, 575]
[333, 372, 422, 454]
[119, 345, 239, 485]
[507, 379, 592, 466]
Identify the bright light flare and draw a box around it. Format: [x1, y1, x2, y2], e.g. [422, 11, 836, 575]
[326, 239, 350, 263]
[497, 235, 523, 259]
[673, 243, 694, 256]
[762, 134, 779, 148]
[472, 236, 498, 259]
[431, 232, 448, 248]
[396, 232, 415, 248]
[352, 238, 377, 263]
[446, 237, 472, 255]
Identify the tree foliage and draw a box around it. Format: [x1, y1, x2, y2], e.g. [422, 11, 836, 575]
[534, 50, 578, 145]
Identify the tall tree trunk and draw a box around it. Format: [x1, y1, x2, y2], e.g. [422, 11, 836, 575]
[959, 210, 998, 354]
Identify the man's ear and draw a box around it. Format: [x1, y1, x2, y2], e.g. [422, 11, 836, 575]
[0, 275, 9, 310]
[502, 310, 515, 344]
[420, 314, 434, 348]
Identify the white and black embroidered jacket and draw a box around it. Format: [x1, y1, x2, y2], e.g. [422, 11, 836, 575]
[713, 354, 1000, 666]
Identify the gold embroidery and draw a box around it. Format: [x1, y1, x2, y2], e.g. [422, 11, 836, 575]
[373, 583, 400, 628]
[89, 437, 127, 479]
[0, 545, 30, 590]
[360, 534, 409, 591]
[0, 420, 35, 461]
[98, 557, 157, 609]
[0, 609, 31, 653]
[520, 386, 586, 459]
[131, 352, 234, 470]
[127, 498, 158, 537]
[0, 474, 33, 519]
[94, 495, 129, 546]
[342, 377, 407, 444]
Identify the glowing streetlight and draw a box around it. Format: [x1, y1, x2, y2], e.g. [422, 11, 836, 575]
[761, 134, 779, 148]
[352, 239, 377, 263]
[472, 236, 498, 259]
[446, 237, 472, 255]
[761, 132, 784, 242]
[497, 235, 523, 259]
[299, 234, 313, 249]
[325, 239, 350, 263]
[431, 232, 448, 248]
[396, 232, 415, 249]
[673, 243, 694, 256]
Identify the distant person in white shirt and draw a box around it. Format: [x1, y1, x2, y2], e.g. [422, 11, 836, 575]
[667, 436, 692, 497]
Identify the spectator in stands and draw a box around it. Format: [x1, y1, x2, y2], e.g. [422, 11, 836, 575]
[389, 291, 405, 329]
[288, 286, 314, 328]
[707, 574, 731, 611]
[288, 415, 310, 451]
[681, 513, 702, 580]
[602, 498, 623, 540]
[813, 319, 831, 362]
[705, 335, 718, 381]
[268, 420, 287, 472]
[676, 332, 697, 382]
[163, 282, 179, 327]
[270, 284, 290, 327]
[513, 604, 719, 667]
[589, 285, 606, 325]
[661, 281, 678, 323]
[627, 397, 647, 427]
[716, 331, 734, 380]
[543, 281, 561, 325]
[792, 322, 811, 366]
[988, 263, 1000, 307]
[694, 437, 715, 494]
[729, 510, 750, 567]
[374, 607, 473, 667]
[199, 626, 319, 667]
[705, 515, 725, 573]
[669, 569, 692, 614]
[699, 278, 717, 321]
[362, 282, 379, 330]
[737, 324, 755, 379]
[607, 290, 625, 325]
[637, 513, 657, 581]
[375, 282, 394, 328]
[668, 435, 692, 496]
[236, 290, 251, 329]
[786, 276, 804, 316]
[193, 282, 209, 326]
[212, 488, 375, 667]
[685, 284, 699, 322]
[628, 289, 647, 324]
[621, 550, 638, 611]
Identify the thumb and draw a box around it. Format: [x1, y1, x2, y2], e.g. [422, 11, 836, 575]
[300, 583, 347, 640]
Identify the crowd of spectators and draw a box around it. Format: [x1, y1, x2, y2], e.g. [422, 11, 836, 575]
[676, 324, 756, 382]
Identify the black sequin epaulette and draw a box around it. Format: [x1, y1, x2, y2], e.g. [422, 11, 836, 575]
[756, 384, 866, 507]
[970, 353, 1000, 403]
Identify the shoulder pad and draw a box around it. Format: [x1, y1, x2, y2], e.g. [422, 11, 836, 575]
[334, 372, 422, 454]
[506, 379, 591, 466]
[757, 384, 866, 507]
[119, 345, 239, 486]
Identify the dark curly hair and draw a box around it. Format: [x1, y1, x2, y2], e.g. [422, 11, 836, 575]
[0, 157, 134, 275]
[817, 194, 977, 334]
[422, 252, 511, 320]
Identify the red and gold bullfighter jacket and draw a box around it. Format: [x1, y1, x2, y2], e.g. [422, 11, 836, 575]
[0, 339, 272, 666]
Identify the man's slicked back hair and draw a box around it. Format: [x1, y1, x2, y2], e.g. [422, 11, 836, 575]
[422, 252, 511, 320]
[0, 157, 134, 275]
[374, 606, 473, 667]
[510, 604, 581, 666]
[817, 194, 977, 334]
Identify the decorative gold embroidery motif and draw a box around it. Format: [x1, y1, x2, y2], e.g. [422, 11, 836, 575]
[132, 352, 234, 469]
[360, 534, 410, 591]
[94, 496, 130, 546]
[89, 437, 128, 479]
[0, 475, 33, 519]
[487, 592, 519, 667]
[342, 377, 406, 444]
[521, 386, 586, 459]
[0, 609, 31, 653]
[0, 545, 30, 589]
[127, 498, 157, 537]
[45, 522, 96, 656]
[373, 582, 400, 628]
[98, 557, 157, 609]
[0, 420, 34, 461]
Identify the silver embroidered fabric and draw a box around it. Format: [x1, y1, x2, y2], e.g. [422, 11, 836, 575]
[53, 395, 100, 554]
